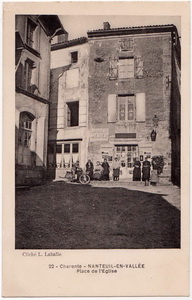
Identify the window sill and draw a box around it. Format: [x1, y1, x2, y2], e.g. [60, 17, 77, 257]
[25, 43, 41, 58]
[16, 87, 50, 104]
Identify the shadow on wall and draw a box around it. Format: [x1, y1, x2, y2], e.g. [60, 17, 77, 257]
[15, 125, 46, 186]
[15, 181, 180, 249]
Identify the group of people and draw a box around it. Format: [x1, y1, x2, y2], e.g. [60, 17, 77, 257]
[85, 157, 121, 181]
[133, 157, 159, 186]
[83, 157, 159, 185]
[85, 158, 111, 181]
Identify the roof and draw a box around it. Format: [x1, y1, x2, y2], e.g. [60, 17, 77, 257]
[38, 15, 67, 37]
[51, 37, 88, 51]
[87, 24, 179, 38]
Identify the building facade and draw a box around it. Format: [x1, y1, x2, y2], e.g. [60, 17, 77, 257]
[15, 15, 66, 186]
[49, 23, 181, 184]
[48, 37, 89, 179]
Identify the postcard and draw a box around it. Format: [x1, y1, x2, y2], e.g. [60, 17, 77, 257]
[2, 1, 190, 297]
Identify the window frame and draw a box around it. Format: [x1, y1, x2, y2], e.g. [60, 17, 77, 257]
[66, 101, 79, 127]
[24, 58, 36, 93]
[55, 142, 80, 169]
[26, 17, 38, 48]
[118, 56, 135, 79]
[18, 112, 35, 148]
[117, 95, 136, 123]
[70, 51, 78, 64]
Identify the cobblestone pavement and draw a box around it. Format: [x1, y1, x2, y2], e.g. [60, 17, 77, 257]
[15, 180, 180, 249]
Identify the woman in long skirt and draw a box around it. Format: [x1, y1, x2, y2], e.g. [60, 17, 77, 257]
[133, 158, 141, 181]
[142, 158, 151, 186]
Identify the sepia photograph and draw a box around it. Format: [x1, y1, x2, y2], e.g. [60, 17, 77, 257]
[15, 14, 181, 250]
[3, 1, 190, 297]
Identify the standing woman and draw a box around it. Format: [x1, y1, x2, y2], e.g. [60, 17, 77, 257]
[102, 158, 110, 181]
[113, 157, 120, 181]
[86, 159, 94, 180]
[133, 158, 141, 181]
[142, 157, 151, 186]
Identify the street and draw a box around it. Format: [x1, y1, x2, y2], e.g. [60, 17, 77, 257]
[15, 180, 180, 249]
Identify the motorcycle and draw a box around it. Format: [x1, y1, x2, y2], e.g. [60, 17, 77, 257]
[65, 166, 90, 184]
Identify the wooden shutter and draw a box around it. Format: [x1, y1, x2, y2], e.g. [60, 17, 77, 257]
[108, 94, 117, 122]
[135, 56, 143, 78]
[136, 93, 145, 122]
[67, 104, 71, 126]
[109, 57, 118, 80]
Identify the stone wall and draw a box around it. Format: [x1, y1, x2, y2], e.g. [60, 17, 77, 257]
[88, 33, 172, 181]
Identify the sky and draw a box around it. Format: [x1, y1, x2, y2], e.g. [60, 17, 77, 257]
[59, 15, 181, 40]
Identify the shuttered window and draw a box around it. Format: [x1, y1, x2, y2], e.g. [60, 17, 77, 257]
[118, 96, 135, 122]
[109, 56, 143, 80]
[118, 58, 134, 79]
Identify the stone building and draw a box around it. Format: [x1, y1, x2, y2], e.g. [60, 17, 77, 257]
[49, 23, 181, 184]
[15, 15, 66, 186]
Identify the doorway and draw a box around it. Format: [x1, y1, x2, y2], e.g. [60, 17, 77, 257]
[115, 145, 139, 179]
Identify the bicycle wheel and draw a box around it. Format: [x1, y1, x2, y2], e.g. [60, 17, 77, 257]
[79, 174, 90, 184]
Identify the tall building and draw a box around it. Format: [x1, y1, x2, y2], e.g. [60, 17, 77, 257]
[15, 15, 66, 186]
[49, 22, 181, 185]
[48, 37, 89, 179]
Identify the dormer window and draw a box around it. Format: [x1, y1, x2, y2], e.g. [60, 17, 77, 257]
[71, 51, 78, 64]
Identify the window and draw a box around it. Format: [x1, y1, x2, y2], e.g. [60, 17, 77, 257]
[109, 56, 143, 80]
[18, 112, 35, 147]
[27, 18, 37, 48]
[24, 58, 36, 92]
[118, 57, 134, 79]
[67, 101, 79, 127]
[71, 51, 78, 64]
[55, 142, 80, 169]
[118, 96, 135, 122]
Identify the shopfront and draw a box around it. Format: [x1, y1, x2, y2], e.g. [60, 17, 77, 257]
[114, 144, 139, 179]
[47, 140, 82, 179]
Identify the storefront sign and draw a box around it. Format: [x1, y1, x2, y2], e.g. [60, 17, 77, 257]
[90, 128, 109, 141]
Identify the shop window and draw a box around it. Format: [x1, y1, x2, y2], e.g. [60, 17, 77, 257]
[55, 142, 80, 169]
[71, 51, 78, 64]
[18, 112, 35, 147]
[67, 101, 79, 127]
[72, 143, 79, 153]
[64, 144, 70, 153]
[26, 18, 37, 48]
[56, 144, 62, 153]
[118, 96, 135, 122]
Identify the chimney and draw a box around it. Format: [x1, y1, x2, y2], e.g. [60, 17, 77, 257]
[103, 22, 111, 30]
